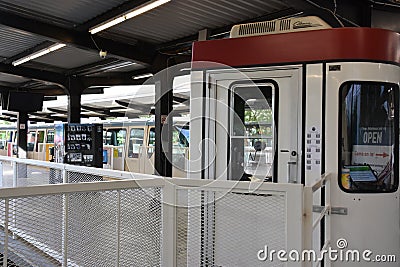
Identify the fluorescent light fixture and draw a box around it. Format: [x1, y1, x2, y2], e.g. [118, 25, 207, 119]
[89, 0, 171, 34]
[89, 16, 125, 34]
[125, 0, 170, 19]
[12, 43, 66, 66]
[133, 73, 153, 80]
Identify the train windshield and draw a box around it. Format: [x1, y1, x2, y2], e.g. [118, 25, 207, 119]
[340, 82, 399, 193]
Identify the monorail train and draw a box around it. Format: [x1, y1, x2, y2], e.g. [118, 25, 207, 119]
[189, 17, 400, 266]
[0, 118, 190, 177]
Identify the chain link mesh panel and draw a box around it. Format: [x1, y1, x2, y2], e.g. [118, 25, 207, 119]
[0, 162, 14, 188]
[178, 189, 286, 267]
[0, 186, 163, 267]
[2, 195, 63, 267]
[67, 190, 118, 266]
[67, 171, 103, 183]
[119, 187, 162, 267]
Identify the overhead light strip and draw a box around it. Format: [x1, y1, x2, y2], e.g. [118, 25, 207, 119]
[89, 0, 171, 34]
[12, 43, 66, 66]
[132, 73, 153, 80]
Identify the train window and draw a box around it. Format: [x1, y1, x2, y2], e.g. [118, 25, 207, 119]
[47, 130, 55, 143]
[0, 131, 6, 149]
[128, 128, 144, 158]
[230, 83, 275, 181]
[6, 131, 12, 142]
[105, 129, 126, 146]
[27, 131, 36, 151]
[148, 128, 155, 146]
[339, 82, 399, 193]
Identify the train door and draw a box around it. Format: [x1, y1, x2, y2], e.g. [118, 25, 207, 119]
[125, 126, 145, 173]
[325, 62, 399, 266]
[27, 130, 36, 159]
[206, 67, 302, 183]
[140, 126, 155, 174]
[45, 129, 55, 161]
[34, 130, 45, 160]
[104, 128, 126, 171]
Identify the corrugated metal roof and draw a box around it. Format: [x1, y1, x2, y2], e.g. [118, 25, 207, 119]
[0, 25, 47, 58]
[0, 0, 130, 27]
[32, 46, 104, 69]
[103, 0, 290, 44]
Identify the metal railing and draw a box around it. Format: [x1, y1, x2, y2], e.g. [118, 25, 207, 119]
[303, 173, 332, 267]
[0, 156, 323, 267]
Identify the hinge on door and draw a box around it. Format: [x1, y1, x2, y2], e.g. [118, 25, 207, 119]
[207, 74, 211, 89]
[313, 205, 348, 215]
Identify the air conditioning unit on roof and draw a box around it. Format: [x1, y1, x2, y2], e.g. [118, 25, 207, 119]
[230, 16, 331, 38]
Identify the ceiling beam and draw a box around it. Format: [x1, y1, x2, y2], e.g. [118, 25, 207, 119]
[82, 75, 152, 87]
[0, 10, 156, 65]
[67, 58, 122, 76]
[81, 104, 127, 118]
[0, 62, 65, 86]
[3, 41, 55, 65]
[115, 100, 153, 114]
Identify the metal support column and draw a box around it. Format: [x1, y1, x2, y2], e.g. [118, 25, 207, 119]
[154, 69, 173, 177]
[17, 111, 28, 159]
[66, 77, 84, 123]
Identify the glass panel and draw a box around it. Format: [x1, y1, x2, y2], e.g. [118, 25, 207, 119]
[340, 82, 398, 193]
[47, 130, 55, 143]
[105, 129, 126, 146]
[128, 128, 144, 158]
[27, 131, 36, 151]
[231, 84, 274, 181]
[0, 131, 6, 149]
[172, 125, 190, 172]
[148, 128, 155, 146]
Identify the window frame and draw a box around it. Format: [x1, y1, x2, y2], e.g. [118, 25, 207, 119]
[228, 79, 279, 182]
[338, 81, 399, 193]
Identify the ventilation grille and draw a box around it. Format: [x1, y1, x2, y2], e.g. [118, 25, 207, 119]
[238, 21, 276, 36]
[280, 19, 291, 31]
[230, 16, 331, 38]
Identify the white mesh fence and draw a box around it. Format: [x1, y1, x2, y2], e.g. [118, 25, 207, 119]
[0, 157, 307, 267]
[0, 187, 163, 267]
[177, 188, 286, 267]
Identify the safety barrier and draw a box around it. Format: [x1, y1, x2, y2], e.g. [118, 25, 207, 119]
[0, 156, 330, 267]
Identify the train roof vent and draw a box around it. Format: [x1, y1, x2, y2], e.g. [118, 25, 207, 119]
[230, 16, 331, 38]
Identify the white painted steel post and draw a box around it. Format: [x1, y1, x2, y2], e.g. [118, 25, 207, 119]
[62, 168, 69, 267]
[303, 186, 313, 267]
[3, 198, 9, 267]
[62, 193, 69, 267]
[162, 181, 176, 267]
[12, 162, 17, 187]
[324, 175, 332, 267]
[116, 190, 121, 267]
[0, 161, 3, 187]
[62, 168, 68, 183]
[11, 162, 17, 240]
[286, 185, 304, 267]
